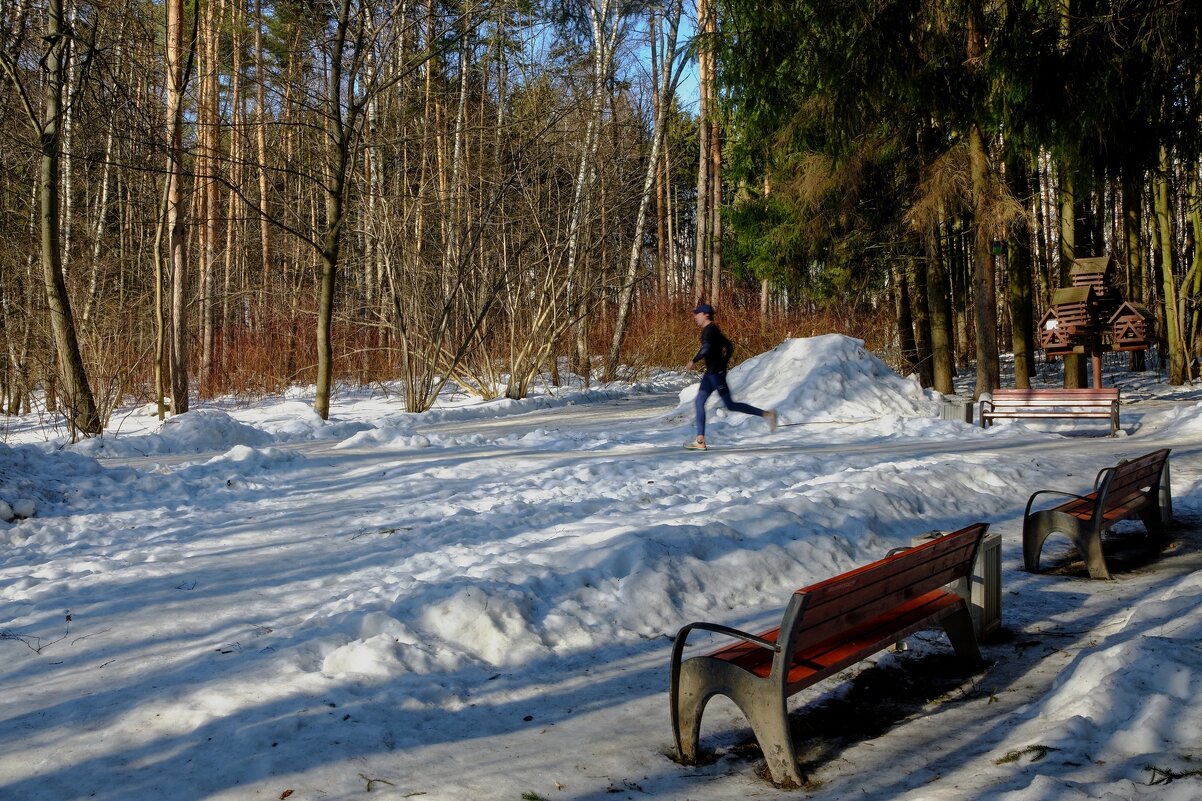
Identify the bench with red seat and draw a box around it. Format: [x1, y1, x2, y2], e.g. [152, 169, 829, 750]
[980, 388, 1121, 435]
[669, 522, 987, 786]
[1023, 448, 1172, 580]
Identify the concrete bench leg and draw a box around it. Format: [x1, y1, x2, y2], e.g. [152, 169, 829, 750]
[742, 687, 804, 788]
[939, 605, 982, 662]
[1023, 510, 1070, 573]
[670, 655, 716, 765]
[1158, 461, 1173, 526]
[671, 656, 804, 787]
[1024, 510, 1111, 580]
[1138, 506, 1167, 540]
[1076, 530, 1111, 580]
[673, 659, 706, 764]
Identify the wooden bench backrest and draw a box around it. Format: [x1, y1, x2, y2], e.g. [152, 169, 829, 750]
[991, 388, 1118, 403]
[1101, 448, 1170, 513]
[789, 522, 986, 652]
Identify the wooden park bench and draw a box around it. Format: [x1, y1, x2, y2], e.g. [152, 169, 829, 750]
[669, 522, 987, 787]
[979, 388, 1120, 435]
[1023, 448, 1172, 580]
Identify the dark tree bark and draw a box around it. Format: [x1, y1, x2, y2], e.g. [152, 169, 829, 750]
[1007, 155, 1036, 389]
[0, 0, 103, 435]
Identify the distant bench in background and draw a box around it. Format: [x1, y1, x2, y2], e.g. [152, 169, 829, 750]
[979, 388, 1120, 436]
[669, 522, 987, 787]
[1023, 448, 1172, 580]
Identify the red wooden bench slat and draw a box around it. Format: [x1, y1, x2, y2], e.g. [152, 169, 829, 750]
[712, 590, 963, 684]
[706, 530, 980, 667]
[1050, 451, 1165, 520]
[785, 591, 963, 690]
[992, 388, 1116, 396]
[796, 549, 976, 647]
[1051, 490, 1159, 524]
[800, 541, 977, 612]
[981, 389, 1120, 434]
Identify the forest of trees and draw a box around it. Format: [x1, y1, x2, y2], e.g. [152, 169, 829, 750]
[719, 0, 1202, 397]
[2, 0, 1201, 439]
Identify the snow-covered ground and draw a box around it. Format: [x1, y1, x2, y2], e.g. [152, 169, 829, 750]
[2, 334, 1202, 801]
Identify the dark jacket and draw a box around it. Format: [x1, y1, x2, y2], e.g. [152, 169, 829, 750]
[692, 323, 734, 374]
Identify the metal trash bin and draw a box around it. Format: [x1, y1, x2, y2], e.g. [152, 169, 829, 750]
[912, 529, 1002, 641]
[939, 395, 973, 424]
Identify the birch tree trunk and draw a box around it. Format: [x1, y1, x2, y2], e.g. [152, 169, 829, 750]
[315, 0, 357, 420]
[604, 0, 683, 377]
[692, 0, 710, 302]
[166, 0, 190, 413]
[223, 6, 242, 330]
[82, 111, 116, 330]
[1186, 163, 1202, 361]
[197, 0, 221, 395]
[0, 0, 103, 435]
[254, 0, 272, 303]
[442, 32, 470, 290]
[707, 71, 722, 303]
[650, 0, 668, 296]
[565, 0, 619, 292]
[61, 3, 75, 278]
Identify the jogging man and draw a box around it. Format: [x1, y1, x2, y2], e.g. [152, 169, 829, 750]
[683, 303, 776, 450]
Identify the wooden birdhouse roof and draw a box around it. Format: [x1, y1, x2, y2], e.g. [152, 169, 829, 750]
[1070, 255, 1116, 279]
[1107, 301, 1154, 323]
[1051, 285, 1095, 306]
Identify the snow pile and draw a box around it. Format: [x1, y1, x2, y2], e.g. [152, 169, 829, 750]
[72, 408, 275, 457]
[1142, 400, 1202, 439]
[245, 400, 344, 440]
[335, 428, 432, 450]
[678, 334, 939, 425]
[1, 441, 112, 523]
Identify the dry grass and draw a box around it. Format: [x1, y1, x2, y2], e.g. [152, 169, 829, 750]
[17, 292, 895, 412]
[591, 292, 895, 380]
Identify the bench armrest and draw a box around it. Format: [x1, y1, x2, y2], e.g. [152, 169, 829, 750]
[1093, 465, 1115, 490]
[668, 620, 783, 728]
[672, 621, 782, 654]
[1024, 489, 1094, 518]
